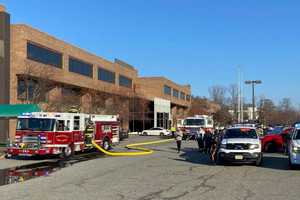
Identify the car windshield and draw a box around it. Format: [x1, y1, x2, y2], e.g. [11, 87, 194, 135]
[184, 119, 205, 126]
[17, 118, 55, 131]
[294, 130, 300, 140]
[224, 128, 258, 139]
[267, 127, 283, 135]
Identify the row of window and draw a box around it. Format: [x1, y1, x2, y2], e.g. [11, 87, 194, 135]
[164, 85, 191, 101]
[27, 42, 132, 88]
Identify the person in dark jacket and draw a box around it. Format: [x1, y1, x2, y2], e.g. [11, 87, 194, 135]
[203, 130, 213, 154]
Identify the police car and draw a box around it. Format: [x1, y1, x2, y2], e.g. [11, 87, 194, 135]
[217, 127, 263, 166]
[288, 124, 300, 169]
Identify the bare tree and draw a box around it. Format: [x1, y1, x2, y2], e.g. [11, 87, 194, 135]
[188, 96, 221, 116]
[208, 85, 227, 105]
[18, 62, 56, 105]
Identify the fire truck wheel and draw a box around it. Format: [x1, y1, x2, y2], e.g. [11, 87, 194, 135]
[61, 145, 74, 159]
[102, 139, 111, 151]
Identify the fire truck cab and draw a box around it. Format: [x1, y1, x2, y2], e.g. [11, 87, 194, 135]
[6, 112, 120, 158]
[180, 115, 214, 138]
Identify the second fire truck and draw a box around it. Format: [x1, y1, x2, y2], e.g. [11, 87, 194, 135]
[179, 115, 214, 138]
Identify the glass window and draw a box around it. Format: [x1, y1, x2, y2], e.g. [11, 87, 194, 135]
[74, 116, 80, 130]
[224, 128, 258, 139]
[17, 118, 55, 131]
[184, 119, 205, 126]
[186, 95, 191, 101]
[17, 79, 39, 101]
[17, 79, 26, 99]
[98, 67, 115, 84]
[56, 120, 65, 131]
[164, 85, 171, 95]
[173, 89, 179, 98]
[119, 75, 132, 88]
[27, 42, 62, 68]
[180, 92, 185, 100]
[69, 57, 93, 77]
[294, 130, 300, 140]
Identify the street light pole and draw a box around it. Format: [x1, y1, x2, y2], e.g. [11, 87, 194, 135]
[245, 80, 262, 121]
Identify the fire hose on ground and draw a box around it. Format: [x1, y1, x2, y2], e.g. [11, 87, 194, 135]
[92, 138, 174, 156]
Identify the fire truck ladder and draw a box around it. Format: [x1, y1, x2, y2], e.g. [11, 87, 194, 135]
[92, 139, 174, 156]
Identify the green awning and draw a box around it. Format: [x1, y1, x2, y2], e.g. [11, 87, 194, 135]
[0, 104, 41, 118]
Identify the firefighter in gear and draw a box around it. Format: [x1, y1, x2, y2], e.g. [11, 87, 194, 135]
[84, 119, 94, 148]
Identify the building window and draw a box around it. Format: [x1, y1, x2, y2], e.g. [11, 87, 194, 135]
[98, 67, 115, 84]
[180, 92, 185, 100]
[119, 75, 132, 88]
[186, 95, 191, 101]
[164, 85, 171, 95]
[173, 89, 179, 98]
[69, 57, 93, 77]
[17, 78, 43, 101]
[27, 42, 62, 68]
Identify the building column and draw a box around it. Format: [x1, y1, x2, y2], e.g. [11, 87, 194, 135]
[0, 5, 10, 142]
[81, 93, 92, 113]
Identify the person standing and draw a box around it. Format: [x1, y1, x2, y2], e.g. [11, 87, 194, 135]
[175, 130, 183, 153]
[203, 130, 213, 154]
[171, 126, 177, 138]
[210, 132, 218, 163]
[196, 128, 205, 152]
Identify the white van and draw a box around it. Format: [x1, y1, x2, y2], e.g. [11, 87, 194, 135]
[288, 125, 300, 169]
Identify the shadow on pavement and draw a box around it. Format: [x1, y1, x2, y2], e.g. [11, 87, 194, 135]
[260, 153, 290, 171]
[169, 148, 292, 171]
[170, 147, 215, 166]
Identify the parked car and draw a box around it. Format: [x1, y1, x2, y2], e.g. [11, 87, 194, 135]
[288, 125, 300, 169]
[217, 127, 263, 166]
[141, 128, 171, 136]
[261, 126, 293, 153]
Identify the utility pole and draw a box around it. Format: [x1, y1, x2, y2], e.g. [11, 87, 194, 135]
[241, 71, 244, 122]
[237, 67, 244, 123]
[245, 80, 262, 121]
[237, 67, 241, 123]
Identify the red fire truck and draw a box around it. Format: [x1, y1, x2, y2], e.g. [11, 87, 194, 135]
[6, 112, 120, 158]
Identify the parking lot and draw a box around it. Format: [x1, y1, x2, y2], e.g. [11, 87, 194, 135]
[0, 136, 299, 200]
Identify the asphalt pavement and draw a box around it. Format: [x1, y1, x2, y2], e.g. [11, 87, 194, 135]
[0, 136, 299, 200]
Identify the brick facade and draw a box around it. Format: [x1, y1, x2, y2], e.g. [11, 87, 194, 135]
[0, 6, 192, 141]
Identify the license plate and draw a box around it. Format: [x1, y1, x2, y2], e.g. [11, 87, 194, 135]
[235, 155, 243, 160]
[19, 153, 33, 156]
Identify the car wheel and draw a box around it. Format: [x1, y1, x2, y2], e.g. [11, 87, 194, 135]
[143, 132, 148, 136]
[160, 132, 164, 137]
[265, 142, 276, 153]
[102, 139, 111, 151]
[60, 145, 74, 159]
[255, 154, 263, 166]
[288, 156, 296, 170]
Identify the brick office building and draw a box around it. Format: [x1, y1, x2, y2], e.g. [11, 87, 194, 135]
[0, 5, 191, 141]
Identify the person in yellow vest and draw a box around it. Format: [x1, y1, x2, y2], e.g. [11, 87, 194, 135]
[171, 126, 177, 138]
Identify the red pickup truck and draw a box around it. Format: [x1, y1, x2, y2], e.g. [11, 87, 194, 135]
[261, 127, 293, 153]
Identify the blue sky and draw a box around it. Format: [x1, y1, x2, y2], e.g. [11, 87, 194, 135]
[1, 0, 300, 106]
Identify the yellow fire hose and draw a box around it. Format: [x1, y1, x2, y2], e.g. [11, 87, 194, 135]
[92, 138, 174, 156]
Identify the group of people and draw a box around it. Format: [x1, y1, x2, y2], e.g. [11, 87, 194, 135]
[174, 127, 223, 162]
